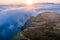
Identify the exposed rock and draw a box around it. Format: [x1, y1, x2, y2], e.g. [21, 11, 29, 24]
[37, 12, 60, 21]
[13, 12, 60, 40]
[23, 12, 60, 29]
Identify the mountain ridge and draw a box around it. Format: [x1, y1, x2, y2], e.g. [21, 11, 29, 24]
[17, 12, 60, 40]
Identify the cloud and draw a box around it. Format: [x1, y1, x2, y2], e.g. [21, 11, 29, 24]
[0, 6, 35, 40]
[0, 3, 60, 40]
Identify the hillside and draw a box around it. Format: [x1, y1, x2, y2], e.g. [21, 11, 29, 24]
[22, 12, 60, 30]
[13, 12, 60, 40]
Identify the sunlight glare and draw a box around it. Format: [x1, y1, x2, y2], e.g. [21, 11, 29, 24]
[25, 0, 34, 5]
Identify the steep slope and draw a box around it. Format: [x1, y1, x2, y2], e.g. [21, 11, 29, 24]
[19, 12, 60, 40]
[22, 12, 60, 30]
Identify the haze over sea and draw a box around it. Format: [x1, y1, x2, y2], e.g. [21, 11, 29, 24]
[0, 3, 60, 40]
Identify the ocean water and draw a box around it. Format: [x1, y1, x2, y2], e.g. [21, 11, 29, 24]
[0, 3, 60, 40]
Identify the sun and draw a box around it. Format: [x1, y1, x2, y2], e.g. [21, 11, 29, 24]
[25, 0, 33, 5]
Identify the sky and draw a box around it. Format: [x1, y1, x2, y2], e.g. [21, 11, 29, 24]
[0, 0, 60, 4]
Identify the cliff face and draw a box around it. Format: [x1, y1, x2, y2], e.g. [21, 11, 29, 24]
[13, 12, 60, 40]
[22, 12, 60, 29]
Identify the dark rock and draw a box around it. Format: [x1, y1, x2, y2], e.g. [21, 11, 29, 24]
[13, 12, 60, 40]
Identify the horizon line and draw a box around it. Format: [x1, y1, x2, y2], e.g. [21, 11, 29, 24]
[0, 2, 60, 5]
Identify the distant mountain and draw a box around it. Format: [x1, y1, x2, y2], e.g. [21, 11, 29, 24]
[32, 3, 58, 5]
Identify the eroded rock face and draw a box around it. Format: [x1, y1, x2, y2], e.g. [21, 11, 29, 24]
[37, 12, 60, 21]
[13, 12, 60, 40]
[23, 12, 60, 29]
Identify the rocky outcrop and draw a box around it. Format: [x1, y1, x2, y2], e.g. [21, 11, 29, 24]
[13, 12, 60, 40]
[23, 12, 60, 29]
